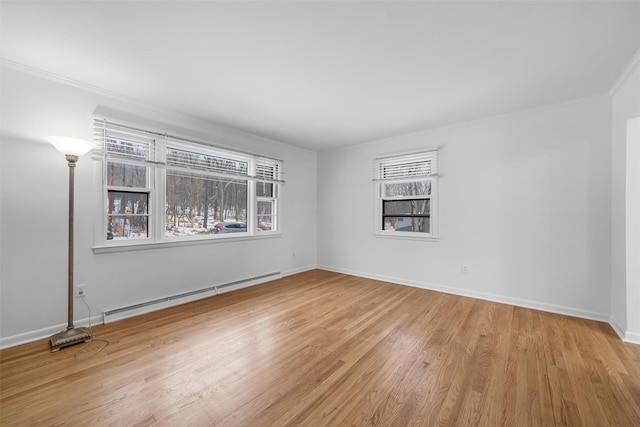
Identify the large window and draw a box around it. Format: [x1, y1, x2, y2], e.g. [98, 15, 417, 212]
[375, 150, 438, 238]
[96, 118, 283, 246]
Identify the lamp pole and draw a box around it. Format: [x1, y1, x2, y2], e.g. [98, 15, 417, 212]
[65, 154, 78, 333]
[47, 137, 94, 352]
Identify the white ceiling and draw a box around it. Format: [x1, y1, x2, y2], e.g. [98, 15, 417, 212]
[2, 1, 639, 152]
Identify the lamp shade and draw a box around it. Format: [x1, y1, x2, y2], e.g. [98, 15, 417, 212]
[46, 136, 95, 157]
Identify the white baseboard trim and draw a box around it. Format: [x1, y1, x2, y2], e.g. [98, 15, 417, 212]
[610, 317, 640, 345]
[623, 331, 640, 345]
[317, 265, 610, 323]
[608, 317, 626, 341]
[282, 265, 318, 277]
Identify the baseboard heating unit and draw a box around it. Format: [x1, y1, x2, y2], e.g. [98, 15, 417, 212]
[102, 272, 281, 324]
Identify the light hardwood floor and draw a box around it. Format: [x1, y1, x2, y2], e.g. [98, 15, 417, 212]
[1, 270, 639, 426]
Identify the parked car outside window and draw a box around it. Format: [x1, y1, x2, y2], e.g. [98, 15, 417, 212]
[212, 221, 247, 234]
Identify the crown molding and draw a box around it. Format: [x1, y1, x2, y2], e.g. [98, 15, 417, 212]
[0, 58, 153, 107]
[0, 58, 316, 154]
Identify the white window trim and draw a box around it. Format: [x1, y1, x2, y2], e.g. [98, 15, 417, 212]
[92, 116, 283, 252]
[373, 149, 439, 240]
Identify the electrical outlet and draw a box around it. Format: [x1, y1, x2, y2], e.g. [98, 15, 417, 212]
[75, 284, 87, 298]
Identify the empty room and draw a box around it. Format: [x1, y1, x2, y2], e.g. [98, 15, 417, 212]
[1, 1, 640, 425]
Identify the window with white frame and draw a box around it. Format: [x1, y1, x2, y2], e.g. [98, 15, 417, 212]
[95, 117, 283, 246]
[255, 160, 280, 231]
[374, 150, 438, 238]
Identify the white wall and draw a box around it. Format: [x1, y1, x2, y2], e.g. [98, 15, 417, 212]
[2, 60, 636, 348]
[611, 55, 640, 343]
[0, 66, 317, 346]
[318, 97, 612, 320]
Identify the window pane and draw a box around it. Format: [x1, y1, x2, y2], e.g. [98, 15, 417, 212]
[382, 199, 430, 233]
[256, 182, 274, 197]
[107, 191, 149, 215]
[165, 173, 247, 237]
[108, 216, 149, 239]
[107, 162, 147, 187]
[383, 217, 430, 233]
[257, 200, 274, 231]
[383, 199, 430, 216]
[383, 179, 431, 197]
[107, 191, 149, 240]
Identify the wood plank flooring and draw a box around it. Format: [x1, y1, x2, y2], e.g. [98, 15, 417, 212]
[1, 269, 639, 426]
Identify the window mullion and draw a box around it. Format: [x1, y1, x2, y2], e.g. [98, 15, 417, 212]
[248, 160, 256, 234]
[155, 138, 165, 242]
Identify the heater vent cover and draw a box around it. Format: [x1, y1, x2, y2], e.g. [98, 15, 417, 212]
[102, 272, 281, 323]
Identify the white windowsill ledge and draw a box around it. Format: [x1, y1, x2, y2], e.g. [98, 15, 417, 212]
[93, 232, 282, 254]
[374, 233, 439, 242]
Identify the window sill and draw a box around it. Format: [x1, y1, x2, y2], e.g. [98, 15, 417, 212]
[93, 232, 282, 254]
[374, 232, 439, 242]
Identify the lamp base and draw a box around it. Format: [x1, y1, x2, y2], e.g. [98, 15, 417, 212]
[49, 327, 92, 352]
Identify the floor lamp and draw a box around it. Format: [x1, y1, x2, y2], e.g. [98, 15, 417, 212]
[46, 136, 95, 352]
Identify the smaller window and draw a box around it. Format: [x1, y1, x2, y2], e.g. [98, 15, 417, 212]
[375, 150, 438, 238]
[102, 123, 156, 242]
[256, 160, 280, 232]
